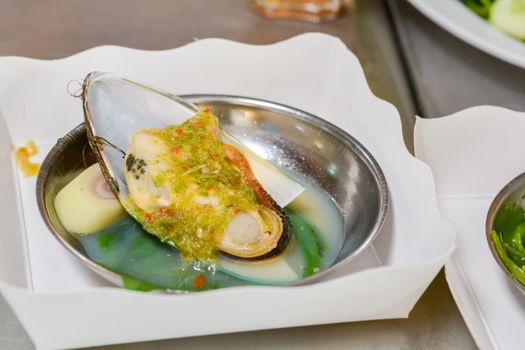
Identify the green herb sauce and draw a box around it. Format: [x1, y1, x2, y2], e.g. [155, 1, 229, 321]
[124, 110, 267, 261]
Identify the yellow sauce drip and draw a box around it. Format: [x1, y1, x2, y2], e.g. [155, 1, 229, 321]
[14, 140, 40, 177]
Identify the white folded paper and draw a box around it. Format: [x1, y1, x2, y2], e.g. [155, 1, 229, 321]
[415, 106, 525, 350]
[0, 33, 455, 350]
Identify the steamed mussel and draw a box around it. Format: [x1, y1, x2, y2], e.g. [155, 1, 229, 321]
[123, 109, 290, 260]
[82, 72, 301, 262]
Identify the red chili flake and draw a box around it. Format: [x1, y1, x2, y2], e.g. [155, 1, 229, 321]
[171, 147, 181, 156]
[158, 207, 174, 216]
[144, 213, 154, 223]
[203, 107, 210, 113]
[176, 128, 183, 137]
[194, 274, 206, 289]
[206, 184, 214, 191]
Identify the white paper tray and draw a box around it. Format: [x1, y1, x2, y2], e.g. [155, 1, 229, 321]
[0, 33, 455, 350]
[415, 106, 525, 350]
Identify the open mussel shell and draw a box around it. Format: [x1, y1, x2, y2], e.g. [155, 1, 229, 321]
[82, 72, 198, 201]
[81, 72, 295, 261]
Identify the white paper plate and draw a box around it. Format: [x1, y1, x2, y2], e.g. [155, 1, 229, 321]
[406, 0, 525, 69]
[0, 33, 455, 350]
[415, 106, 525, 350]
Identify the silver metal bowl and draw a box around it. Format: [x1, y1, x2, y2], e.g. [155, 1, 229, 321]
[37, 95, 389, 290]
[486, 172, 525, 295]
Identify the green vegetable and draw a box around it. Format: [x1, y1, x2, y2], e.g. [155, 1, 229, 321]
[286, 208, 326, 278]
[491, 231, 525, 285]
[490, 0, 525, 40]
[460, 0, 525, 40]
[460, 0, 495, 19]
[491, 203, 525, 286]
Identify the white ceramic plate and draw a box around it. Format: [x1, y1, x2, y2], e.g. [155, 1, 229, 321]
[406, 0, 525, 69]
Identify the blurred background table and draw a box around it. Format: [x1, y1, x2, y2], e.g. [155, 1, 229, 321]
[1, 0, 523, 348]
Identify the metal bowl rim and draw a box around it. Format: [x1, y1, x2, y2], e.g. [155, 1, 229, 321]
[36, 94, 389, 291]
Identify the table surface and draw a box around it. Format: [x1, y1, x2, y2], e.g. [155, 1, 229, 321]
[389, 0, 525, 117]
[2, 0, 521, 348]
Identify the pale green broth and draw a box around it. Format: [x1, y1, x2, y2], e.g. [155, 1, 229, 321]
[76, 174, 344, 291]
